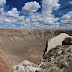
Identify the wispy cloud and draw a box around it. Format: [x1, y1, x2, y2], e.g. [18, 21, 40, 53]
[69, 1, 72, 4]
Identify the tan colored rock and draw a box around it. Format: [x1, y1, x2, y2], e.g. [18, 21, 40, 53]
[13, 65, 25, 72]
[20, 60, 34, 66]
[26, 66, 41, 72]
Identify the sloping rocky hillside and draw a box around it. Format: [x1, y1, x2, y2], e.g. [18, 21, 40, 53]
[0, 29, 72, 65]
[40, 45, 72, 72]
[0, 49, 12, 72]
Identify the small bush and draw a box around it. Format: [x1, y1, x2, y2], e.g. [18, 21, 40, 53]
[61, 50, 66, 55]
[63, 45, 69, 48]
[48, 68, 59, 72]
[63, 60, 72, 72]
[56, 45, 62, 48]
[42, 63, 52, 69]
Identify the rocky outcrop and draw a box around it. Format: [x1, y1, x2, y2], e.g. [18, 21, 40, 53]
[13, 60, 41, 72]
[0, 49, 12, 72]
[40, 33, 72, 72]
[46, 33, 72, 53]
[40, 45, 72, 72]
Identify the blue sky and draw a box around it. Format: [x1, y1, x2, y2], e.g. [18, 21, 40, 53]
[0, 0, 72, 29]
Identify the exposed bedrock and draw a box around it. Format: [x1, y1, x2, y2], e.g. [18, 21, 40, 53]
[47, 33, 72, 52]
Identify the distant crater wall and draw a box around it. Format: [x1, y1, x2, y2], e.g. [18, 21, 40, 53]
[0, 29, 72, 65]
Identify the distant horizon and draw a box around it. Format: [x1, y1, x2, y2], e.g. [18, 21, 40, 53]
[0, 0, 72, 29]
[0, 28, 72, 31]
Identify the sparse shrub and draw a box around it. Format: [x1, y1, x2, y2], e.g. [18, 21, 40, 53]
[46, 63, 52, 68]
[63, 45, 69, 48]
[48, 48, 55, 53]
[61, 50, 66, 55]
[60, 57, 64, 59]
[41, 63, 52, 69]
[56, 45, 62, 48]
[53, 52, 60, 57]
[57, 61, 66, 69]
[42, 67, 61, 72]
[48, 45, 61, 55]
[48, 68, 59, 72]
[63, 60, 72, 72]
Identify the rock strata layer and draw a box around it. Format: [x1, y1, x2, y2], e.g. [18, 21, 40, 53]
[0, 49, 12, 72]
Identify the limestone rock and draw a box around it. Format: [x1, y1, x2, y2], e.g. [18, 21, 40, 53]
[25, 66, 41, 72]
[13, 60, 41, 72]
[57, 50, 63, 54]
[13, 65, 25, 72]
[47, 33, 71, 52]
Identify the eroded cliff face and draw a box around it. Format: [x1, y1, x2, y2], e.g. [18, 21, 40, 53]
[0, 29, 72, 65]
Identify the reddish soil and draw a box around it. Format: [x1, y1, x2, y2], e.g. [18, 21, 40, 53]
[0, 49, 12, 72]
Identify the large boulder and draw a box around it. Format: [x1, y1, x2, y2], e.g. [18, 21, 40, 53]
[47, 33, 72, 52]
[0, 49, 12, 72]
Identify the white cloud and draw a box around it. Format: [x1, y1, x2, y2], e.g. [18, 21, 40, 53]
[0, 8, 4, 15]
[0, 0, 64, 29]
[41, 13, 59, 24]
[6, 8, 19, 17]
[41, 0, 60, 25]
[17, 16, 25, 21]
[0, 0, 6, 7]
[11, 24, 16, 27]
[69, 1, 72, 4]
[42, 0, 60, 13]
[30, 12, 59, 26]
[61, 11, 72, 24]
[29, 0, 60, 26]
[22, 1, 40, 13]
[26, 18, 30, 23]
[3, 18, 12, 24]
[0, 5, 26, 28]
